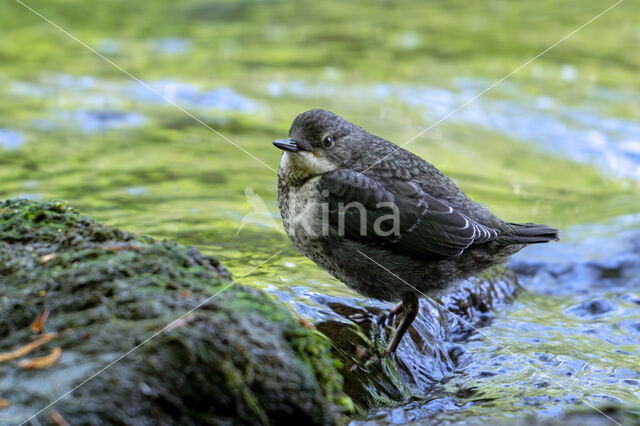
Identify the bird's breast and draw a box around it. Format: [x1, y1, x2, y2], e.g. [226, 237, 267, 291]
[277, 176, 329, 244]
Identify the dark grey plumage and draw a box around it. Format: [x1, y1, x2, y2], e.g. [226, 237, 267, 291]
[274, 109, 559, 355]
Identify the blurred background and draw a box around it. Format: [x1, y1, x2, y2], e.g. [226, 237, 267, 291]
[1, 0, 639, 423]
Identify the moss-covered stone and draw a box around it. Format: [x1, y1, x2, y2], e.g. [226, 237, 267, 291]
[0, 199, 351, 425]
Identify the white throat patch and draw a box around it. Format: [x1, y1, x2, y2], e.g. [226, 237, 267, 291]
[280, 151, 337, 177]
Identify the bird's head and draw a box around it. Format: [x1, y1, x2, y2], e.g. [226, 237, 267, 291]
[273, 109, 364, 182]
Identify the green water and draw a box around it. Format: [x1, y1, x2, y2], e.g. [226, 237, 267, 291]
[1, 0, 639, 423]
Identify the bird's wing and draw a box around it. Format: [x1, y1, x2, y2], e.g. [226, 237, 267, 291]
[319, 169, 499, 257]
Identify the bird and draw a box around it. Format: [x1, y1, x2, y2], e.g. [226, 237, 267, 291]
[273, 109, 559, 357]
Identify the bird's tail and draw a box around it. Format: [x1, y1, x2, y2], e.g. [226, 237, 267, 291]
[497, 222, 560, 245]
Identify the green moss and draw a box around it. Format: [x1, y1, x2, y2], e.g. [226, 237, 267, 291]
[0, 199, 351, 425]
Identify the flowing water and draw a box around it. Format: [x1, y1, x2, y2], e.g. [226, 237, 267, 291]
[1, 0, 639, 423]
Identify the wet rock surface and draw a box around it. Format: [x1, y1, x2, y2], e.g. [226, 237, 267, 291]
[0, 199, 350, 425]
[313, 268, 521, 413]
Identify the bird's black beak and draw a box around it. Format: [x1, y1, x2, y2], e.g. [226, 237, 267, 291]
[273, 138, 298, 153]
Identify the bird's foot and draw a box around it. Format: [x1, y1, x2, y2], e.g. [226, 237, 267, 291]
[382, 295, 420, 357]
[376, 301, 403, 327]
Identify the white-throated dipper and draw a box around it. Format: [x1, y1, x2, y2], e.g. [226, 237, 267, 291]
[274, 109, 559, 356]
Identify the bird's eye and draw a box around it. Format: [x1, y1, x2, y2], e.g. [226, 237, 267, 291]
[322, 135, 334, 148]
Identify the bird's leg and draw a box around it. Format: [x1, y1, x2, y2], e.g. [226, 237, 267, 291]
[383, 293, 419, 357]
[377, 301, 403, 326]
[388, 301, 404, 319]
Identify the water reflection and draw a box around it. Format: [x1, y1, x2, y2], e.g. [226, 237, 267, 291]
[0, 128, 24, 149]
[150, 38, 192, 55]
[129, 80, 255, 111]
[57, 109, 145, 133]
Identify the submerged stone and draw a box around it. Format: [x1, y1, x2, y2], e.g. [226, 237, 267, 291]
[566, 299, 617, 318]
[0, 199, 351, 425]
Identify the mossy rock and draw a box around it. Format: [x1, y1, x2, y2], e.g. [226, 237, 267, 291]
[0, 199, 352, 425]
